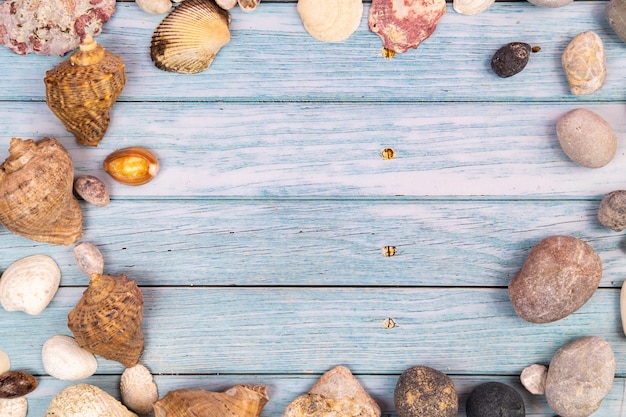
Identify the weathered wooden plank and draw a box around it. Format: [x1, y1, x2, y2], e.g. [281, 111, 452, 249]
[20, 374, 626, 417]
[0, 2, 623, 102]
[2, 287, 622, 375]
[0, 102, 624, 198]
[0, 199, 621, 287]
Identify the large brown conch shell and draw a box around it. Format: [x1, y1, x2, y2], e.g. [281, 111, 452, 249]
[153, 384, 269, 417]
[67, 273, 144, 368]
[151, 0, 231, 74]
[0, 137, 83, 246]
[44, 35, 126, 146]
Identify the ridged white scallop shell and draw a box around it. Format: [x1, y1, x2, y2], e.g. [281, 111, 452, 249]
[42, 335, 98, 381]
[297, 0, 363, 43]
[45, 384, 137, 417]
[0, 349, 9, 374]
[0, 254, 61, 315]
[73, 242, 104, 276]
[120, 363, 158, 414]
[0, 397, 28, 417]
[453, 0, 495, 15]
[151, 0, 231, 74]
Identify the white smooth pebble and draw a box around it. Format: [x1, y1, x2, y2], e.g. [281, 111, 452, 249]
[520, 364, 548, 395]
[42, 335, 98, 381]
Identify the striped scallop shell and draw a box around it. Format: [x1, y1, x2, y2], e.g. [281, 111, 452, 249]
[297, 0, 363, 43]
[151, 0, 231, 74]
[42, 335, 98, 381]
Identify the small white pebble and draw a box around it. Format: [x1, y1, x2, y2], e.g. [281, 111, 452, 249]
[520, 364, 548, 395]
[135, 0, 172, 14]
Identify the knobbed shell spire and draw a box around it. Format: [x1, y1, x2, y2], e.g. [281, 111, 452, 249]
[67, 273, 145, 368]
[44, 35, 126, 146]
[0, 137, 83, 245]
[153, 384, 269, 417]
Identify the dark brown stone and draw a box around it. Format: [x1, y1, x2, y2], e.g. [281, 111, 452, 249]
[394, 366, 457, 417]
[491, 42, 531, 77]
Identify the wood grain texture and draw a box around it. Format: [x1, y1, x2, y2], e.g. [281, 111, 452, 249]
[0, 2, 624, 102]
[0, 102, 625, 198]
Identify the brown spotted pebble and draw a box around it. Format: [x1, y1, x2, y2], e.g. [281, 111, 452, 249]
[394, 366, 457, 417]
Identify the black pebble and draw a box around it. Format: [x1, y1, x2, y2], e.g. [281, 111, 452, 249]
[491, 42, 531, 78]
[466, 382, 525, 417]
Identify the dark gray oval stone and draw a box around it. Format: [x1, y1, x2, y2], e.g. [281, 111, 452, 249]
[491, 42, 531, 77]
[466, 382, 525, 417]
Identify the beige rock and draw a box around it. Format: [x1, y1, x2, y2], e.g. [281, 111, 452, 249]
[0, 397, 27, 417]
[520, 364, 548, 395]
[562, 31, 606, 95]
[453, 0, 495, 15]
[283, 365, 380, 417]
[135, 0, 172, 14]
[0, 350, 9, 374]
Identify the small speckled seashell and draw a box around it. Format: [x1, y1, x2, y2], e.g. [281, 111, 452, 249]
[238, 0, 260, 11]
[42, 335, 98, 381]
[297, 0, 363, 43]
[120, 364, 158, 415]
[562, 31, 606, 95]
[0, 350, 9, 374]
[45, 384, 137, 417]
[73, 242, 105, 276]
[453, 0, 495, 15]
[0, 371, 37, 399]
[74, 175, 110, 207]
[103, 147, 159, 186]
[151, 0, 231, 74]
[368, 0, 446, 55]
[136, 0, 172, 14]
[0, 397, 28, 417]
[607, 0, 626, 44]
[0, 254, 61, 315]
[598, 191, 626, 231]
[491, 42, 531, 77]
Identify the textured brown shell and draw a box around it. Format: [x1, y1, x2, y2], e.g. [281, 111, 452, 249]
[153, 385, 269, 417]
[0, 137, 83, 246]
[151, 0, 231, 74]
[0, 371, 38, 399]
[67, 273, 144, 368]
[44, 36, 126, 146]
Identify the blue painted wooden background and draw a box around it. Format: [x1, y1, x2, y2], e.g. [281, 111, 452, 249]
[0, 1, 625, 415]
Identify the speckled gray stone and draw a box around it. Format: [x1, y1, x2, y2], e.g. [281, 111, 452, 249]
[557, 108, 617, 168]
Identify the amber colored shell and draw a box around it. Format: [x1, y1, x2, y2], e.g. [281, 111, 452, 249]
[151, 0, 231, 74]
[44, 36, 126, 146]
[0, 371, 38, 399]
[67, 273, 144, 368]
[153, 384, 269, 417]
[103, 147, 160, 186]
[0, 137, 83, 246]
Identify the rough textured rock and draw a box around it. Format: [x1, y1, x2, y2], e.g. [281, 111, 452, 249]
[606, 0, 626, 44]
[598, 190, 626, 231]
[394, 366, 457, 417]
[562, 31, 606, 95]
[520, 364, 548, 395]
[466, 382, 525, 417]
[491, 42, 531, 78]
[508, 235, 602, 323]
[283, 365, 381, 417]
[545, 336, 615, 417]
[0, 0, 115, 56]
[556, 108, 617, 168]
[0, 397, 28, 417]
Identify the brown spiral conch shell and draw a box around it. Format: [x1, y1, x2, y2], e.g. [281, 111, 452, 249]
[151, 0, 231, 74]
[67, 273, 144, 368]
[44, 35, 126, 146]
[0, 137, 83, 246]
[368, 0, 446, 57]
[153, 384, 269, 417]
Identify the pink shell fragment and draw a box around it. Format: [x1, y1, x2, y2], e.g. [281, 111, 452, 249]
[0, 0, 116, 56]
[368, 0, 446, 55]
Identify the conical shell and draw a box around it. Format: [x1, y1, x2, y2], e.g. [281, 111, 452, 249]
[0, 254, 61, 315]
[45, 384, 137, 417]
[153, 384, 269, 417]
[151, 0, 231, 74]
[0, 137, 83, 246]
[67, 273, 144, 368]
[120, 363, 158, 415]
[42, 335, 98, 381]
[44, 35, 126, 146]
[297, 0, 363, 43]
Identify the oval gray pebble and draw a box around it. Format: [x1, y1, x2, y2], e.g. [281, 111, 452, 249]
[74, 175, 110, 207]
[491, 42, 531, 78]
[556, 108, 616, 168]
